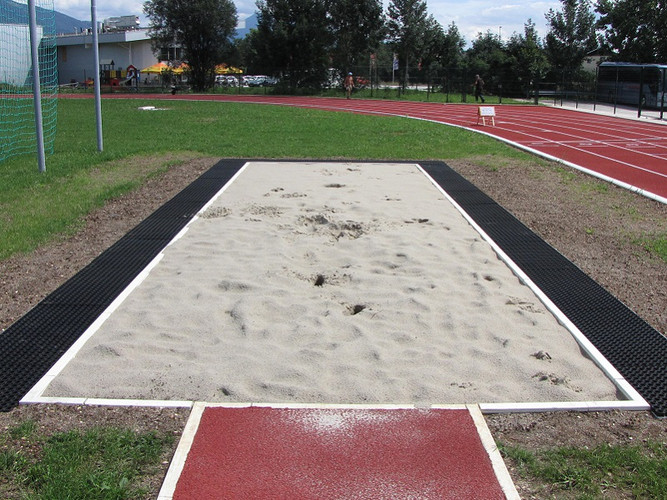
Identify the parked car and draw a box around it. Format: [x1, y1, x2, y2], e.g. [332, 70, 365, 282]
[215, 75, 238, 87]
[242, 75, 277, 87]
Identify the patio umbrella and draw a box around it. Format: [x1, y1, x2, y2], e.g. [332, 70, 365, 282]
[140, 62, 169, 73]
[215, 64, 243, 74]
[172, 63, 189, 74]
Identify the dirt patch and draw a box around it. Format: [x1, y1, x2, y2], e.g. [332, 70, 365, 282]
[0, 156, 665, 497]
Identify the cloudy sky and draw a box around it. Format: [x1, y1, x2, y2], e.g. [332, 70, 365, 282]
[53, 0, 561, 44]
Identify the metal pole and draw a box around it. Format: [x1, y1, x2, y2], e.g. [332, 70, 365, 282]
[638, 66, 644, 118]
[28, 0, 46, 173]
[91, 0, 103, 151]
[661, 69, 665, 120]
[593, 66, 598, 111]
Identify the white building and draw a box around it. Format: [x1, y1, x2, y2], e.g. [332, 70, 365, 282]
[56, 28, 156, 84]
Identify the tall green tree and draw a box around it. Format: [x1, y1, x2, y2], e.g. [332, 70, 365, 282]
[466, 31, 508, 93]
[252, 0, 331, 90]
[418, 15, 445, 71]
[441, 22, 465, 69]
[596, 0, 667, 62]
[144, 0, 237, 91]
[327, 0, 385, 75]
[386, 0, 429, 88]
[545, 0, 599, 79]
[506, 20, 549, 93]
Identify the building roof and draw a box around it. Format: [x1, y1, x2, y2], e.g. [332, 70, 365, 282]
[56, 27, 150, 46]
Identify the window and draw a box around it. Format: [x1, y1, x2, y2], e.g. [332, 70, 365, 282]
[159, 47, 183, 61]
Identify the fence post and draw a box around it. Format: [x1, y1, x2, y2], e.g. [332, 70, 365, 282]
[638, 66, 644, 118]
[462, 69, 467, 103]
[661, 69, 665, 120]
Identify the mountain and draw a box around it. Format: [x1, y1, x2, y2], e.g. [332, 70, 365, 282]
[234, 13, 257, 39]
[54, 10, 90, 34]
[0, 0, 89, 33]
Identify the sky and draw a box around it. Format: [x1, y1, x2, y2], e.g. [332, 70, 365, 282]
[52, 0, 561, 45]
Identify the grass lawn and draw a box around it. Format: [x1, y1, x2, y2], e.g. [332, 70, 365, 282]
[0, 97, 528, 261]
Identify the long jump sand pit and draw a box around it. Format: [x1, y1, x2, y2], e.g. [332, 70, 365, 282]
[42, 161, 622, 406]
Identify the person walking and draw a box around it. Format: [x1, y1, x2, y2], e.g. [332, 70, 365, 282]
[472, 74, 485, 103]
[344, 72, 354, 99]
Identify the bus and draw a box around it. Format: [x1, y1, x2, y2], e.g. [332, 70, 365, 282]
[596, 62, 667, 108]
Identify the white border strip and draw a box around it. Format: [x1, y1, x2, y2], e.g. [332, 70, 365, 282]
[417, 164, 649, 411]
[19, 396, 649, 414]
[20, 161, 650, 413]
[468, 404, 520, 499]
[157, 401, 206, 500]
[20, 162, 251, 405]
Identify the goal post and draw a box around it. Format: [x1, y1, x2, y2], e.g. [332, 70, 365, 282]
[0, 0, 58, 169]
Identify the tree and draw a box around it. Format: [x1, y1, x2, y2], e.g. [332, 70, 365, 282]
[386, 0, 428, 88]
[596, 0, 667, 62]
[506, 20, 549, 94]
[418, 15, 445, 71]
[327, 0, 385, 75]
[144, 0, 237, 91]
[251, 0, 331, 90]
[545, 0, 599, 79]
[466, 31, 508, 93]
[441, 22, 465, 69]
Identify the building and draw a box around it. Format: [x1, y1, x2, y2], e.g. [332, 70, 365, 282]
[56, 28, 156, 84]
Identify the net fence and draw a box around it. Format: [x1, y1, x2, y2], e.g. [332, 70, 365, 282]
[0, 0, 58, 163]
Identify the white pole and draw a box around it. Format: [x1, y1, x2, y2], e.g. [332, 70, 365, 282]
[91, 0, 103, 151]
[28, 0, 46, 173]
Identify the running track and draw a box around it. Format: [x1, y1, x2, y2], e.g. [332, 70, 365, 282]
[64, 93, 667, 202]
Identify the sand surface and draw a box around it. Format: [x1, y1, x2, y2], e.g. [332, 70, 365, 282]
[44, 162, 620, 405]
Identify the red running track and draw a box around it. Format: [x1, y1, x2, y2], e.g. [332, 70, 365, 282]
[171, 406, 508, 499]
[63, 93, 667, 201]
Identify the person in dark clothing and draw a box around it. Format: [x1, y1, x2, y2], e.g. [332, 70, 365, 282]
[473, 74, 485, 103]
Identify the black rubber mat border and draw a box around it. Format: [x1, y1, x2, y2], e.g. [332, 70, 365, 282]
[1, 159, 665, 416]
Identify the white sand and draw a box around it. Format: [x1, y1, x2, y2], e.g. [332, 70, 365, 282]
[44, 162, 620, 405]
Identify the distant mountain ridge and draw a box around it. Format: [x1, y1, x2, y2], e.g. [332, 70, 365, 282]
[1, 0, 257, 38]
[235, 13, 257, 39]
[0, 0, 89, 33]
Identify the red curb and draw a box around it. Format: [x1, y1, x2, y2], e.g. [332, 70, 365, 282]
[173, 407, 506, 499]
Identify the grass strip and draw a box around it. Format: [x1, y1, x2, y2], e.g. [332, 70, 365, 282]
[500, 442, 667, 499]
[0, 420, 175, 499]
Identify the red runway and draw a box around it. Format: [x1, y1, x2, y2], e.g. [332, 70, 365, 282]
[63, 93, 667, 201]
[168, 406, 513, 499]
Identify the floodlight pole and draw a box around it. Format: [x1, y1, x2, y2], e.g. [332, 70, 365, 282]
[91, 0, 103, 151]
[28, 0, 46, 173]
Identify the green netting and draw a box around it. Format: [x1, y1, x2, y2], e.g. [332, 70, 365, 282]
[0, 0, 58, 163]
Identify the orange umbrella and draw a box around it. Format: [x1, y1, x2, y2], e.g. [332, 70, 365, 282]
[171, 63, 189, 74]
[140, 62, 169, 73]
[215, 64, 243, 74]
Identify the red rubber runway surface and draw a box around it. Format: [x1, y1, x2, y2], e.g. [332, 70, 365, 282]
[172, 406, 507, 499]
[67, 93, 667, 201]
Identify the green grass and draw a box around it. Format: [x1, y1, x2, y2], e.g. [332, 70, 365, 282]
[0, 97, 529, 261]
[500, 441, 667, 499]
[634, 233, 667, 263]
[0, 421, 175, 499]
